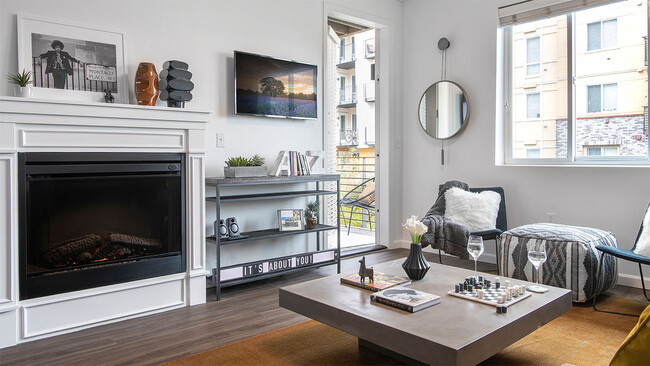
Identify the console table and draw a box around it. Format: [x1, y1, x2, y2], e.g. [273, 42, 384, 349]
[205, 174, 341, 300]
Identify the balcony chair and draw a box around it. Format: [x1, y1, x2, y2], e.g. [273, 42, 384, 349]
[593, 203, 650, 316]
[340, 177, 375, 235]
[438, 187, 507, 275]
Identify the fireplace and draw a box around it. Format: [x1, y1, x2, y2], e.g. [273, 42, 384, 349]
[18, 152, 186, 300]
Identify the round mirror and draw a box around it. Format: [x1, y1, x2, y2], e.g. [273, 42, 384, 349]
[417, 80, 469, 140]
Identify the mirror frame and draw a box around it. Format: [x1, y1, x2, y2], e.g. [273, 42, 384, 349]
[417, 80, 470, 140]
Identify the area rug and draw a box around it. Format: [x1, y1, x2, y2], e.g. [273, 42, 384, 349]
[164, 296, 647, 366]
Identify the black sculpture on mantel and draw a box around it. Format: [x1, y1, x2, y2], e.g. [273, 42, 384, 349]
[159, 60, 194, 108]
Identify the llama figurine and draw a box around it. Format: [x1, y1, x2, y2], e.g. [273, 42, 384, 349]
[358, 256, 374, 284]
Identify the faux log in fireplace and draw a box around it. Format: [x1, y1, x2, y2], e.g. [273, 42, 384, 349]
[18, 153, 186, 300]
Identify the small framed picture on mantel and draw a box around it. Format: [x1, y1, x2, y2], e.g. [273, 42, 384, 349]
[278, 209, 304, 231]
[16, 13, 128, 104]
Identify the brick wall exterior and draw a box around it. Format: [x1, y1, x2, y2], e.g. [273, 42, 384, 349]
[555, 115, 648, 157]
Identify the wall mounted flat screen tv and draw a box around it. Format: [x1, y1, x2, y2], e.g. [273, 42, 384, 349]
[235, 51, 317, 119]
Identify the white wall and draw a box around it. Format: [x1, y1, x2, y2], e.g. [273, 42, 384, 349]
[402, 0, 650, 285]
[0, 0, 404, 267]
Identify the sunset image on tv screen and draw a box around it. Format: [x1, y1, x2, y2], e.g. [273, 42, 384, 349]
[235, 51, 317, 119]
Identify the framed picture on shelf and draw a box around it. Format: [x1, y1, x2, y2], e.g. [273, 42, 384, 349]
[278, 209, 304, 231]
[16, 14, 128, 103]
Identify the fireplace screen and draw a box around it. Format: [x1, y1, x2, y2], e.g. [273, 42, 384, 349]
[19, 153, 185, 299]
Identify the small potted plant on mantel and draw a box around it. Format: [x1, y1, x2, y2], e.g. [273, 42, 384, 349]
[224, 154, 267, 178]
[6, 69, 33, 97]
[304, 200, 320, 229]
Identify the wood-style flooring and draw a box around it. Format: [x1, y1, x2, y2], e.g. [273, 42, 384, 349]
[0, 248, 646, 366]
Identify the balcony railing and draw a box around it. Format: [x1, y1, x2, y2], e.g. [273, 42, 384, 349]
[339, 129, 359, 146]
[336, 151, 375, 230]
[364, 39, 375, 59]
[338, 43, 356, 65]
[364, 126, 375, 145]
[32, 56, 117, 92]
[339, 85, 357, 106]
[364, 82, 375, 102]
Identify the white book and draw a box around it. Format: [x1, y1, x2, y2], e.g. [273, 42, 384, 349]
[370, 286, 441, 313]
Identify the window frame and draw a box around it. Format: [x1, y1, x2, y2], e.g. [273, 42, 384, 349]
[503, 7, 650, 166]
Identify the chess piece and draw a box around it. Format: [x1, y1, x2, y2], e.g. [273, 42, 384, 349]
[135, 62, 159, 106]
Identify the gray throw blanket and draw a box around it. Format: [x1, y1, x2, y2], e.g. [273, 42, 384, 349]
[421, 180, 471, 260]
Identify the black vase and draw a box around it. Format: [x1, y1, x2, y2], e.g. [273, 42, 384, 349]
[402, 243, 431, 280]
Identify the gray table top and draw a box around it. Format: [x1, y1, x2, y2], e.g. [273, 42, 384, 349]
[279, 258, 572, 365]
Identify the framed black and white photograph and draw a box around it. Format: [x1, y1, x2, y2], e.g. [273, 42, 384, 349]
[17, 14, 128, 103]
[277, 209, 304, 231]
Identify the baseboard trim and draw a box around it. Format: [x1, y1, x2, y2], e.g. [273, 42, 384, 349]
[617, 273, 650, 289]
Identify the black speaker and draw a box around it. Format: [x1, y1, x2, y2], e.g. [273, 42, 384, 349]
[226, 217, 241, 237]
[214, 219, 229, 239]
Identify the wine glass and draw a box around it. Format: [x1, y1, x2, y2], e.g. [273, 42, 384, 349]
[467, 235, 484, 280]
[526, 241, 549, 293]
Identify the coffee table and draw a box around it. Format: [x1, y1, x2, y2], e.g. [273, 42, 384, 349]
[279, 258, 572, 365]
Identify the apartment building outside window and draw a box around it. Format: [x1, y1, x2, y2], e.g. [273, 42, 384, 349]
[504, 0, 648, 163]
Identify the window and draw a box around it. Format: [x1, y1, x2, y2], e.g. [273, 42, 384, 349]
[340, 115, 346, 141]
[352, 114, 357, 131]
[585, 145, 619, 156]
[526, 148, 541, 158]
[505, 0, 649, 163]
[588, 84, 617, 113]
[587, 19, 617, 51]
[527, 37, 540, 75]
[527, 93, 540, 118]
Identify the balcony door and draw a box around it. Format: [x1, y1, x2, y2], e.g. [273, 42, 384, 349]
[326, 17, 378, 251]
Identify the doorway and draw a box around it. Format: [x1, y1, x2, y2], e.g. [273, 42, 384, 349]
[326, 17, 377, 250]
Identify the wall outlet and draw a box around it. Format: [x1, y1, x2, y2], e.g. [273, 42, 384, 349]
[216, 133, 225, 148]
[546, 213, 555, 223]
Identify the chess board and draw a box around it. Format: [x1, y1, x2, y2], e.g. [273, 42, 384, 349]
[448, 287, 531, 307]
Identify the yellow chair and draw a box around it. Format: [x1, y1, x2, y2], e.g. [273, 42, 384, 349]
[610, 304, 650, 365]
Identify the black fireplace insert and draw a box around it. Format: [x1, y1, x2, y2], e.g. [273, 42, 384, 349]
[18, 152, 186, 299]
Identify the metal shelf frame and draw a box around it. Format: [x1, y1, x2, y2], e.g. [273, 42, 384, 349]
[205, 174, 341, 300]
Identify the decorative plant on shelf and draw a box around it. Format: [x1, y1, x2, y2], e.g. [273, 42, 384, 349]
[305, 200, 320, 229]
[224, 154, 267, 178]
[6, 69, 32, 87]
[6, 69, 33, 97]
[225, 154, 265, 167]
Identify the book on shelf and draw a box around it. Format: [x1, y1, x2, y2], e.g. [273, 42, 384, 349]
[370, 286, 440, 313]
[340, 271, 411, 292]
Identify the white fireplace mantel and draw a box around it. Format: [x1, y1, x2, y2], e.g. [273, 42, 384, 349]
[0, 96, 210, 348]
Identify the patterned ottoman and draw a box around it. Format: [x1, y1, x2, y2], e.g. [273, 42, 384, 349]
[498, 223, 618, 302]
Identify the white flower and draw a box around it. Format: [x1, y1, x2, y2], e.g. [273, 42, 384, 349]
[402, 215, 428, 244]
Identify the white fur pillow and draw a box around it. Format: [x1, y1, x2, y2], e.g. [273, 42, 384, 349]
[633, 205, 650, 258]
[444, 187, 501, 232]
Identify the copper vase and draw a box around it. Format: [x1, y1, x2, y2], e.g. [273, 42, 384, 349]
[135, 62, 159, 106]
